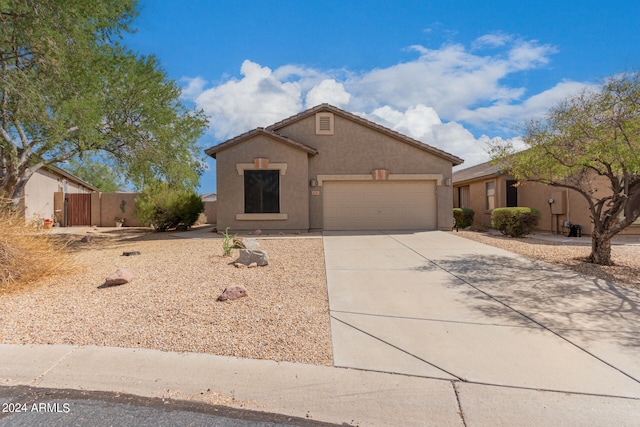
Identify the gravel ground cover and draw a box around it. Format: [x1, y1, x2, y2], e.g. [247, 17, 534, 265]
[0, 227, 333, 366]
[453, 230, 640, 291]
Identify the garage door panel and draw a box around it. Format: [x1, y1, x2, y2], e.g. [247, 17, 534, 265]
[323, 180, 436, 230]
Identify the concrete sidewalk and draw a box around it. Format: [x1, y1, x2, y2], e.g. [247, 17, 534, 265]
[2, 230, 640, 426]
[1, 344, 640, 426]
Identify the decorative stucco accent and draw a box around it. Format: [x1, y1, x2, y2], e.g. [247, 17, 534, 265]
[236, 213, 288, 221]
[371, 169, 390, 180]
[316, 173, 443, 186]
[236, 163, 288, 175]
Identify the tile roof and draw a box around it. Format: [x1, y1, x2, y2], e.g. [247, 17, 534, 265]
[266, 104, 464, 165]
[452, 159, 505, 184]
[204, 128, 318, 158]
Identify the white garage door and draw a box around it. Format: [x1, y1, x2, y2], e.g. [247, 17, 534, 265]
[323, 180, 437, 230]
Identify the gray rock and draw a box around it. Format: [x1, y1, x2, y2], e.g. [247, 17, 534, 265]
[80, 236, 93, 243]
[242, 238, 260, 249]
[104, 269, 134, 286]
[217, 285, 248, 301]
[122, 251, 141, 256]
[237, 249, 268, 266]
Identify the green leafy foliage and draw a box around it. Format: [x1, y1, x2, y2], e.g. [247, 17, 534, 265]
[491, 207, 541, 238]
[453, 208, 475, 229]
[0, 0, 208, 203]
[63, 157, 124, 192]
[135, 185, 204, 232]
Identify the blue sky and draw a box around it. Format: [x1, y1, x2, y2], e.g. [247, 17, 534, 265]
[122, 0, 640, 194]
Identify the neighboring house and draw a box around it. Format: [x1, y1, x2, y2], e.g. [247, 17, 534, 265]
[453, 160, 640, 235]
[19, 165, 99, 225]
[205, 104, 463, 232]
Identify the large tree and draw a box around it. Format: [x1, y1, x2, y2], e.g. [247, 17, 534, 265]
[491, 72, 640, 265]
[0, 0, 207, 204]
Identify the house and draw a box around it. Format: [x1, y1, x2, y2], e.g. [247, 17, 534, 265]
[205, 104, 463, 232]
[18, 165, 99, 225]
[452, 159, 640, 235]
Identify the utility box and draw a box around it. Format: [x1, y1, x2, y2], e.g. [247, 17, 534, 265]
[550, 191, 567, 214]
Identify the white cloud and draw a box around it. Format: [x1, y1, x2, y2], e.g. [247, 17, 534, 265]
[180, 76, 207, 101]
[183, 33, 587, 168]
[359, 104, 506, 167]
[305, 79, 351, 109]
[194, 60, 302, 139]
[456, 80, 591, 130]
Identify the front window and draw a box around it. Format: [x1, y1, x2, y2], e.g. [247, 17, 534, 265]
[244, 170, 280, 213]
[486, 181, 495, 210]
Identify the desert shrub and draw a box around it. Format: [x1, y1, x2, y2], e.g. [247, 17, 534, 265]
[0, 203, 75, 291]
[491, 207, 541, 237]
[135, 186, 204, 232]
[453, 208, 474, 229]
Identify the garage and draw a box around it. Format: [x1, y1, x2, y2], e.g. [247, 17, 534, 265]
[323, 180, 437, 230]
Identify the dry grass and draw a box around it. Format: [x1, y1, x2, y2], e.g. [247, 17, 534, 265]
[0, 209, 78, 293]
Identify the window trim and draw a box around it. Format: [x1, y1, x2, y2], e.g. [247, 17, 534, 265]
[485, 181, 496, 211]
[235, 162, 288, 221]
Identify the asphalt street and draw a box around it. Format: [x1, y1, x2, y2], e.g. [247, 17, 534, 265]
[0, 386, 340, 427]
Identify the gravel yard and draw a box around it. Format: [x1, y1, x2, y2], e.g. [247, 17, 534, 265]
[453, 230, 640, 292]
[0, 227, 333, 366]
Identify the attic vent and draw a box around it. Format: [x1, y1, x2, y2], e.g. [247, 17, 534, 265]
[315, 112, 334, 135]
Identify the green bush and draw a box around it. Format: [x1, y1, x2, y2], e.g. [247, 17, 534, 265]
[453, 208, 474, 229]
[491, 207, 541, 237]
[135, 186, 204, 232]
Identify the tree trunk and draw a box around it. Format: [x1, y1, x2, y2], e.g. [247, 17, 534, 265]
[588, 232, 613, 265]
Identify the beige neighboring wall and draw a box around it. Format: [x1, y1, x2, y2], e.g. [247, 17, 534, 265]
[24, 168, 92, 222]
[98, 193, 142, 227]
[454, 171, 640, 236]
[216, 134, 310, 231]
[273, 113, 456, 230]
[202, 201, 217, 225]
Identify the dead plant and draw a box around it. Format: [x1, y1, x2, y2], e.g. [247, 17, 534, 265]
[0, 206, 77, 293]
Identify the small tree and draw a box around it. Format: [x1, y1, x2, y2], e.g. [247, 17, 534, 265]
[490, 72, 640, 265]
[0, 1, 207, 205]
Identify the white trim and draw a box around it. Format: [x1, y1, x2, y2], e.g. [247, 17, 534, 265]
[316, 173, 443, 186]
[236, 163, 287, 175]
[236, 213, 288, 221]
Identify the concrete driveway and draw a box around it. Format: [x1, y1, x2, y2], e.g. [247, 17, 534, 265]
[324, 230, 640, 398]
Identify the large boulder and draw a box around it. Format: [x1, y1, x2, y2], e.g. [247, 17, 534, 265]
[217, 285, 248, 301]
[236, 249, 268, 266]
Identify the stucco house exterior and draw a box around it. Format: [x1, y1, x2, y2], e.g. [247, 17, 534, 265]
[19, 165, 99, 225]
[205, 104, 463, 232]
[453, 160, 640, 236]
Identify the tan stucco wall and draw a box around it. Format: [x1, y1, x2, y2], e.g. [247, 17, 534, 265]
[24, 169, 92, 222]
[99, 193, 142, 227]
[454, 174, 640, 235]
[275, 113, 455, 230]
[216, 135, 310, 232]
[201, 201, 217, 224]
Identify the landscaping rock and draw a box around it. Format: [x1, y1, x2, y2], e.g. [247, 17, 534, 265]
[217, 285, 248, 301]
[80, 236, 93, 243]
[252, 229, 262, 235]
[242, 238, 260, 249]
[104, 269, 134, 286]
[248, 262, 258, 268]
[233, 262, 246, 268]
[122, 251, 141, 256]
[237, 249, 268, 266]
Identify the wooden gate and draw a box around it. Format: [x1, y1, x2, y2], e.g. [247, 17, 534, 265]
[66, 193, 91, 226]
